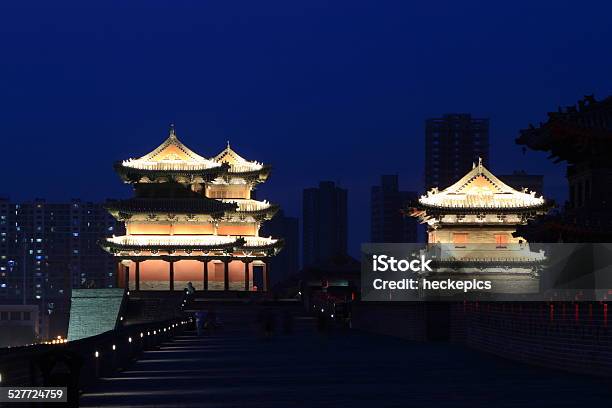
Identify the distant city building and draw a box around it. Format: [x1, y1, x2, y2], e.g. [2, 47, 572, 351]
[498, 171, 544, 195]
[303, 181, 347, 268]
[0, 198, 121, 339]
[425, 113, 490, 190]
[0, 304, 39, 347]
[260, 210, 299, 284]
[371, 175, 417, 243]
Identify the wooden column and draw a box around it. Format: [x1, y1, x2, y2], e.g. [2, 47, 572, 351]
[124, 264, 130, 289]
[224, 259, 230, 291]
[169, 260, 175, 291]
[116, 262, 122, 288]
[263, 261, 270, 292]
[203, 259, 209, 291]
[243, 261, 250, 291]
[135, 261, 140, 291]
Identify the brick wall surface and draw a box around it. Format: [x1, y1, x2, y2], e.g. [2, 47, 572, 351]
[353, 301, 612, 376]
[456, 302, 612, 376]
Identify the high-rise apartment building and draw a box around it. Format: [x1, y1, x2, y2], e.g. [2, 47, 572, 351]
[303, 182, 347, 268]
[371, 175, 417, 243]
[425, 114, 489, 190]
[0, 198, 122, 339]
[260, 210, 299, 284]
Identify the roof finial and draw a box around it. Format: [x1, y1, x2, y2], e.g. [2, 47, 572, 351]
[169, 123, 176, 138]
[478, 156, 483, 170]
[226, 140, 231, 149]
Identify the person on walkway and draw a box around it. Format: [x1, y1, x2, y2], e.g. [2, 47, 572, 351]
[195, 310, 206, 336]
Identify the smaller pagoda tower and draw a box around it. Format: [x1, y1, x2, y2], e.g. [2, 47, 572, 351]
[101, 126, 283, 292]
[411, 158, 550, 293]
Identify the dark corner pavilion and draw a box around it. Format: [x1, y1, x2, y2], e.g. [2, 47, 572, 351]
[517, 95, 612, 242]
[100, 126, 283, 292]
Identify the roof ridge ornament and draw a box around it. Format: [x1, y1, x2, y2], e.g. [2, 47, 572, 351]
[169, 123, 176, 139]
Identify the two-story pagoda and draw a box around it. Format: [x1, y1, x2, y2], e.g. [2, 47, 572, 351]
[411, 159, 550, 293]
[100, 126, 283, 292]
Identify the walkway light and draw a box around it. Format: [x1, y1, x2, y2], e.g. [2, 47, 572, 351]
[112, 344, 116, 351]
[95, 351, 99, 358]
[140, 332, 143, 338]
[128, 337, 132, 343]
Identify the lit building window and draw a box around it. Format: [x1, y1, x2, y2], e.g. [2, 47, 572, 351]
[453, 233, 468, 248]
[495, 234, 509, 248]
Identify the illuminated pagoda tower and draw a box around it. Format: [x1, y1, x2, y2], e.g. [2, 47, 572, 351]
[411, 158, 550, 293]
[100, 126, 282, 292]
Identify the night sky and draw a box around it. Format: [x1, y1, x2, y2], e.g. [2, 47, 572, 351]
[1, 1, 611, 256]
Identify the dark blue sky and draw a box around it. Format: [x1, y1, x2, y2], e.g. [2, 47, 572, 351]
[1, 1, 611, 256]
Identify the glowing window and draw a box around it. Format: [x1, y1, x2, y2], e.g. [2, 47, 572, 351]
[495, 234, 508, 248]
[453, 233, 468, 248]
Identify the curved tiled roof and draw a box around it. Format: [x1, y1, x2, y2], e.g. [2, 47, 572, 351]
[418, 159, 547, 211]
[212, 143, 264, 173]
[120, 126, 221, 172]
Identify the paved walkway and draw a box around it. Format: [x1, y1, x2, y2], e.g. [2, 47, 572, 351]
[81, 321, 612, 407]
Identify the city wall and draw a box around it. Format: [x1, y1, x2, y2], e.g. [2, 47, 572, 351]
[352, 301, 612, 376]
